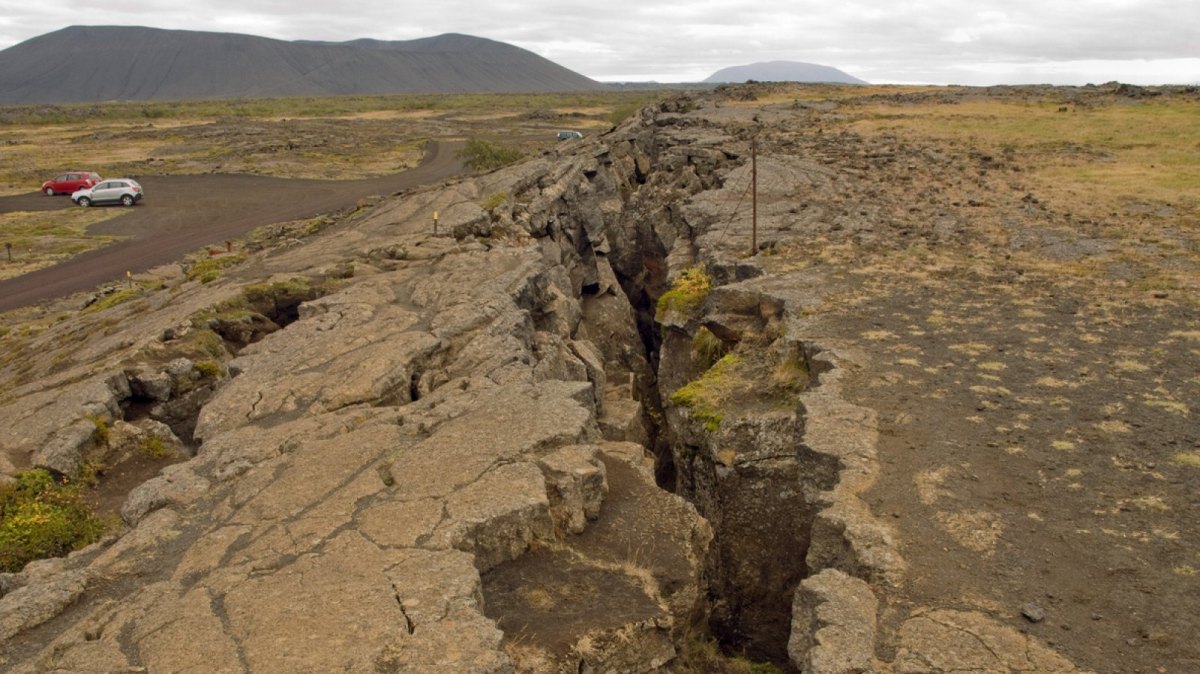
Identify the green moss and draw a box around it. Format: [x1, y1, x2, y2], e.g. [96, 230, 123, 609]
[187, 328, 228, 358]
[193, 360, 222, 379]
[481, 192, 508, 211]
[186, 252, 248, 283]
[241, 277, 315, 306]
[137, 435, 171, 459]
[81, 287, 141, 315]
[670, 354, 742, 432]
[656, 266, 712, 323]
[89, 416, 110, 447]
[0, 469, 110, 572]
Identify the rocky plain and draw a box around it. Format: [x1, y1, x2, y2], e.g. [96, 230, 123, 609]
[0, 83, 1197, 672]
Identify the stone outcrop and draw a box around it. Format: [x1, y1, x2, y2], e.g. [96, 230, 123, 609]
[0, 91, 1091, 673]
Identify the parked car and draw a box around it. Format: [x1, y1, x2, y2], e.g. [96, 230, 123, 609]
[72, 179, 144, 207]
[41, 171, 101, 196]
[556, 130, 583, 140]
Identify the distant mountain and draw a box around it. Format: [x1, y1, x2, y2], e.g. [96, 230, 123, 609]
[0, 26, 604, 104]
[704, 61, 866, 85]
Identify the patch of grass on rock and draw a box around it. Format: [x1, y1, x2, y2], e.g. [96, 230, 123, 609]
[186, 252, 248, 283]
[656, 266, 712, 324]
[0, 469, 110, 572]
[670, 353, 742, 432]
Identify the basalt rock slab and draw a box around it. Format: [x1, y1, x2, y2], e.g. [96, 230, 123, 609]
[0, 89, 1094, 674]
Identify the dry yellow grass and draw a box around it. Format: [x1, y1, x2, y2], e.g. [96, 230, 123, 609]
[0, 209, 121, 279]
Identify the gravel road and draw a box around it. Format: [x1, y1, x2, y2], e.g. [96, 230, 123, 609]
[0, 140, 463, 313]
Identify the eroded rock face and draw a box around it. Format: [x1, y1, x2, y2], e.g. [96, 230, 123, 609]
[0, 91, 1091, 674]
[0, 102, 715, 673]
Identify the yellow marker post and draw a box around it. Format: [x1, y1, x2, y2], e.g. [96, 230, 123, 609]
[126, 270, 132, 288]
[433, 210, 439, 235]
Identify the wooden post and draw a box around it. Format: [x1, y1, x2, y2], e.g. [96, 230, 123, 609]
[433, 211, 439, 235]
[4, 242, 10, 262]
[751, 137, 758, 256]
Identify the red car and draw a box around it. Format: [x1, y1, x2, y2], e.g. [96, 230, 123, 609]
[41, 171, 101, 196]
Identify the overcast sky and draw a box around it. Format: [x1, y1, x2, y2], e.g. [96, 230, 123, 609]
[1, 1, 1197, 85]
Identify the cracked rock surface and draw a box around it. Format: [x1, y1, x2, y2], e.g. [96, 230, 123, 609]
[0, 86, 1123, 673]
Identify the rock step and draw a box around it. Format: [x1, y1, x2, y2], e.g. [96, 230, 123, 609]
[482, 442, 711, 672]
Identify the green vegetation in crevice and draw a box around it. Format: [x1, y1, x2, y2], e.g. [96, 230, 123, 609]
[0, 469, 110, 572]
[80, 280, 166, 315]
[181, 328, 229, 359]
[457, 139, 525, 171]
[670, 353, 742, 432]
[137, 435, 171, 459]
[692, 326, 730, 370]
[88, 415, 110, 447]
[656, 266, 712, 323]
[193, 359, 223, 379]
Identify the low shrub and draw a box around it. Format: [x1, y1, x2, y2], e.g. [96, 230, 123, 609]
[456, 139, 524, 172]
[0, 469, 109, 572]
[193, 360, 222, 379]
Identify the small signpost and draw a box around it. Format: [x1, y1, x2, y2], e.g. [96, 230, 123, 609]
[751, 137, 758, 256]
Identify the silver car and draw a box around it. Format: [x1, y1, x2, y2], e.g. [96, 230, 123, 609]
[72, 179, 144, 207]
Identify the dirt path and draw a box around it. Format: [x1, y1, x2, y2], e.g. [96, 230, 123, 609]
[0, 140, 463, 313]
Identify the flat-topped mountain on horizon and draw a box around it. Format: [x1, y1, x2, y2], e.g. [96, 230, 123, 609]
[704, 60, 866, 85]
[0, 26, 604, 104]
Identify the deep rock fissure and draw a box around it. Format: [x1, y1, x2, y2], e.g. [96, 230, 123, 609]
[599, 221, 822, 668]
[626, 278, 822, 667]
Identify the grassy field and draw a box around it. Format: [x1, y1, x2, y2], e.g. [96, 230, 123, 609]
[710, 82, 1200, 673]
[0, 91, 663, 195]
[0, 209, 120, 280]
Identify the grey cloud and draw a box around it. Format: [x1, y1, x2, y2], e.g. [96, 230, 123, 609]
[1, 0, 1197, 84]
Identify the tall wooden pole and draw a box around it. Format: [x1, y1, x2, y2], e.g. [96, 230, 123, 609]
[751, 137, 758, 256]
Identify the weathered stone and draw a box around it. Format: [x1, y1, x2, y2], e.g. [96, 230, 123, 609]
[0, 92, 1097, 674]
[0, 567, 89, 641]
[371, 606, 513, 674]
[127, 364, 173, 402]
[30, 417, 97, 478]
[893, 609, 1084, 673]
[788, 569, 880, 674]
[437, 462, 554, 571]
[92, 508, 183, 578]
[121, 463, 210, 524]
[538, 444, 607, 534]
[135, 586, 244, 673]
